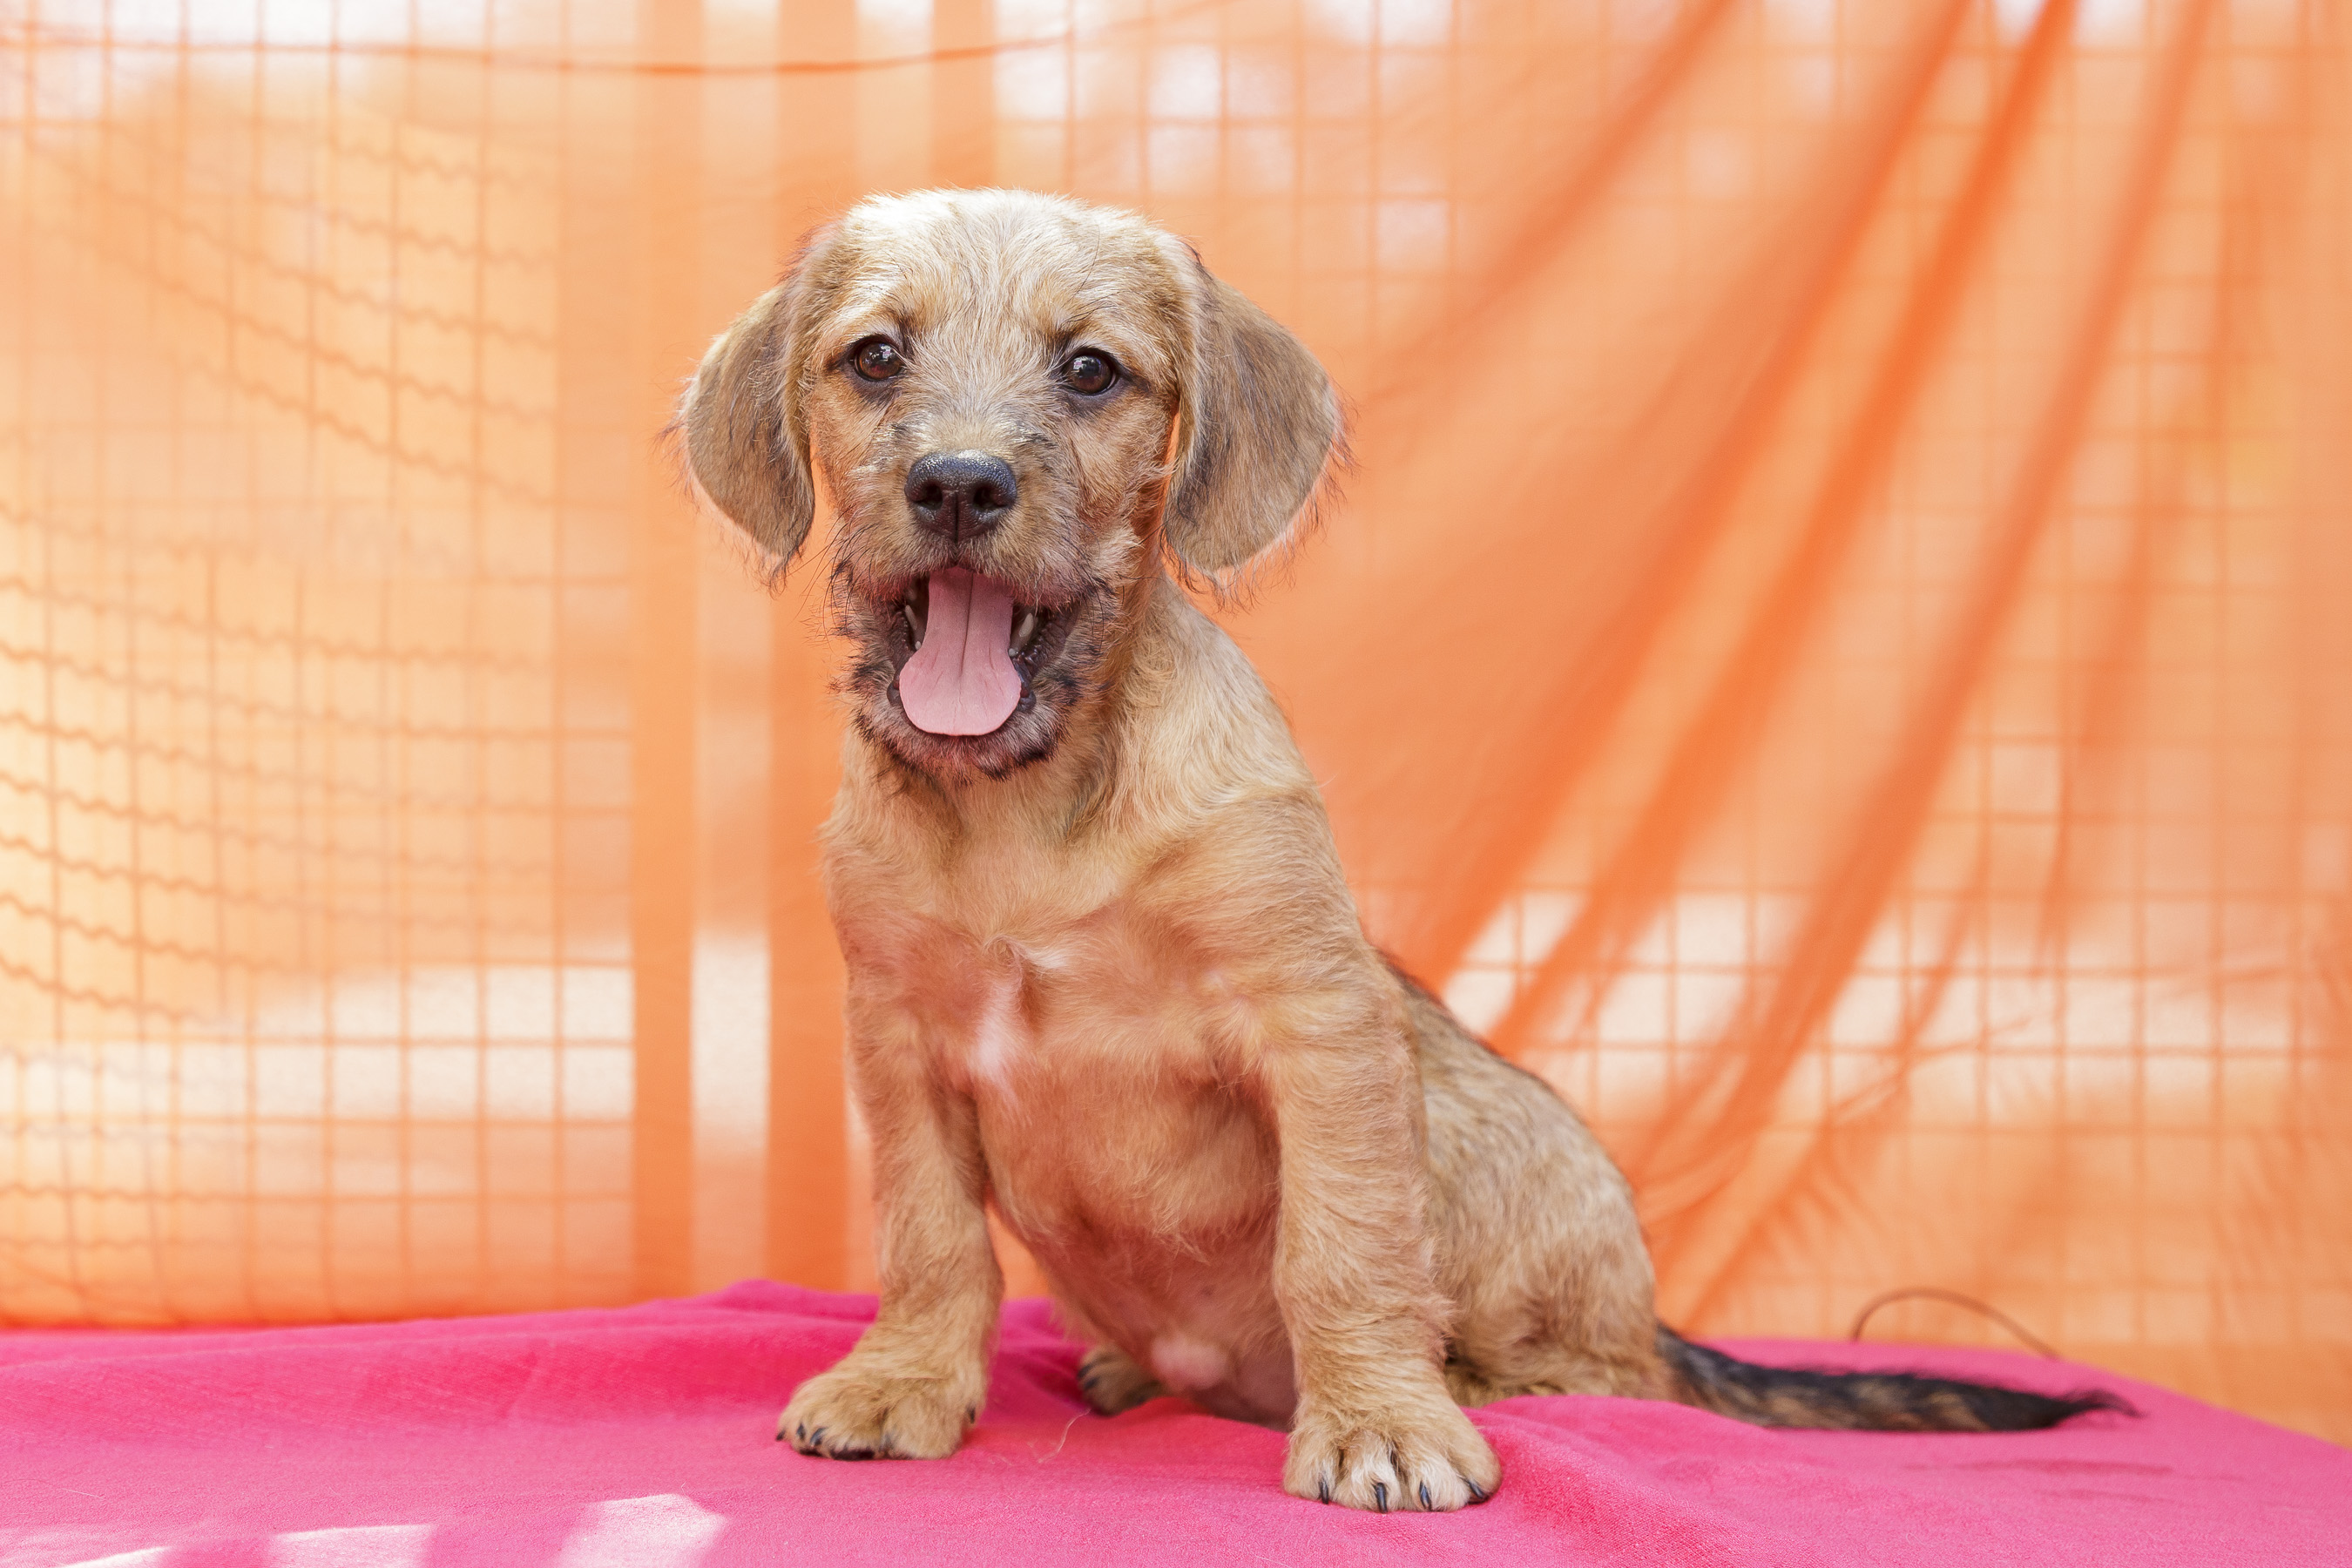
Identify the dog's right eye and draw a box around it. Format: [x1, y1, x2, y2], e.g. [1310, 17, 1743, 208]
[850, 338, 904, 382]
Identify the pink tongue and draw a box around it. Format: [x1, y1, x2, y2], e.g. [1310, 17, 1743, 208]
[899, 567, 1023, 736]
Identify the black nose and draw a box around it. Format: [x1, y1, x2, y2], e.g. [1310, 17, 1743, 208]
[904, 450, 1017, 540]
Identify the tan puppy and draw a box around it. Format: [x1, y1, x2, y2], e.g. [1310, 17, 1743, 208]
[680, 189, 2119, 1512]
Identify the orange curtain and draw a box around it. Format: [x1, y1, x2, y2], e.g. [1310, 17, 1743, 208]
[3, 0, 2347, 1445]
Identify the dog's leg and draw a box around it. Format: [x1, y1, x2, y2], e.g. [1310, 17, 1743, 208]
[1261, 1009, 1503, 1511]
[781, 998, 1002, 1461]
[1076, 1344, 1167, 1415]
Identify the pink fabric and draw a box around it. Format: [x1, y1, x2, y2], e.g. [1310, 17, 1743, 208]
[1, 1283, 2342, 1566]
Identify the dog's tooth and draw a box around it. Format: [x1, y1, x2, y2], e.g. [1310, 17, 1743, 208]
[1010, 608, 1038, 654]
[902, 603, 923, 647]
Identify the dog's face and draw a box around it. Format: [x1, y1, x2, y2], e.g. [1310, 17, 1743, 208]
[681, 190, 1341, 781]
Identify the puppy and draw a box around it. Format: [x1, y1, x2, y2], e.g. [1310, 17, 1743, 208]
[680, 189, 2119, 1512]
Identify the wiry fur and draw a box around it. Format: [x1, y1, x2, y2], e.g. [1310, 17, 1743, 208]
[679, 189, 2125, 1514]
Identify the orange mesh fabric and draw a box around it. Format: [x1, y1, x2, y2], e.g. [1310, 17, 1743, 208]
[3, 0, 2347, 1443]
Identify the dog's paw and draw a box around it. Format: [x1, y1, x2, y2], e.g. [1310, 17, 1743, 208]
[1283, 1394, 1499, 1512]
[778, 1362, 977, 1461]
[1075, 1344, 1167, 1416]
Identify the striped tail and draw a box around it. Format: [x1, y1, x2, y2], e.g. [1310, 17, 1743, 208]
[1659, 1326, 2132, 1432]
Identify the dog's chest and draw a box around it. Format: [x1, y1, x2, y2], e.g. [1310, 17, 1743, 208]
[916, 909, 1228, 1105]
[865, 896, 1272, 1227]
[833, 822, 1278, 1237]
[848, 841, 1227, 1086]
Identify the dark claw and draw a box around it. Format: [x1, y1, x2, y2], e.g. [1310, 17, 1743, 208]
[1318, 1478, 1332, 1504]
[808, 1427, 827, 1449]
[794, 1423, 807, 1442]
[965, 1404, 979, 1423]
[1373, 1482, 1389, 1513]
[1465, 1477, 1487, 1503]
[1420, 1483, 1433, 1511]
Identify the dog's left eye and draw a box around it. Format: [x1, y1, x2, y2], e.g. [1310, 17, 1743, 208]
[1063, 351, 1117, 396]
[851, 338, 904, 382]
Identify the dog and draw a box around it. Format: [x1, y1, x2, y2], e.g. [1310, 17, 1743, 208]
[678, 188, 2121, 1512]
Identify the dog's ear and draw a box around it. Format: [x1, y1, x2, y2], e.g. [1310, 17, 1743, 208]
[679, 231, 834, 574]
[1164, 264, 1342, 578]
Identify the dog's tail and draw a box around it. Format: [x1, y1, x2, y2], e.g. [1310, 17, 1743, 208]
[1657, 1326, 2132, 1432]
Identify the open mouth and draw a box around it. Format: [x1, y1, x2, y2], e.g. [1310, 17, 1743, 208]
[889, 567, 1061, 737]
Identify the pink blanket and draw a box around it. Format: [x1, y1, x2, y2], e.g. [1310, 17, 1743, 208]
[2, 1282, 2342, 1565]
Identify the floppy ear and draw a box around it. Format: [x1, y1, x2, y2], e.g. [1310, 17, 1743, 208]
[679, 236, 830, 574]
[1163, 266, 1343, 579]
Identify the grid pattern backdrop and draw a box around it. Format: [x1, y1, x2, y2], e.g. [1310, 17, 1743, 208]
[3, 0, 2349, 1443]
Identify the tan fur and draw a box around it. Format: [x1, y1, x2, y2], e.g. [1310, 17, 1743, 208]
[680, 190, 1672, 1512]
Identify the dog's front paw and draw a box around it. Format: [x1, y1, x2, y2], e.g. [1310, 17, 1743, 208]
[779, 1362, 978, 1461]
[1284, 1393, 1499, 1511]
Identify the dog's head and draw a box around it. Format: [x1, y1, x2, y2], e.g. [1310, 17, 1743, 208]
[680, 189, 1340, 781]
